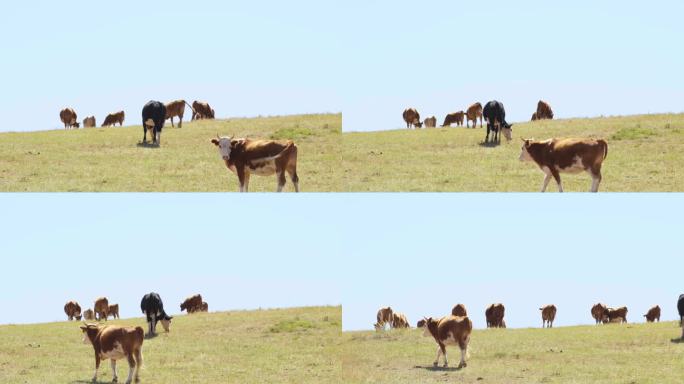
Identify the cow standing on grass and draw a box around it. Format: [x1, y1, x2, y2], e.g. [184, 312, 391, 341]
[402, 108, 422, 129]
[192, 100, 215, 120]
[374, 306, 393, 331]
[442, 111, 465, 127]
[591, 303, 608, 324]
[418, 315, 472, 368]
[392, 312, 410, 328]
[80, 323, 144, 384]
[140, 292, 172, 337]
[60, 108, 78, 129]
[108, 304, 120, 319]
[423, 116, 437, 128]
[64, 300, 82, 321]
[603, 306, 628, 323]
[180, 294, 203, 314]
[94, 297, 109, 321]
[102, 111, 125, 127]
[535, 100, 554, 120]
[165, 99, 194, 128]
[451, 304, 467, 317]
[141, 101, 166, 145]
[677, 294, 684, 338]
[466, 103, 483, 128]
[540, 304, 557, 328]
[482, 101, 512, 143]
[485, 303, 506, 328]
[643, 305, 660, 322]
[83, 116, 96, 128]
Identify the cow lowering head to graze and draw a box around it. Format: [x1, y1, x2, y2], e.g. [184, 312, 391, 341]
[591, 303, 608, 324]
[83, 116, 96, 128]
[419, 315, 472, 369]
[200, 302, 209, 312]
[94, 297, 109, 322]
[180, 294, 203, 314]
[80, 323, 144, 384]
[402, 108, 422, 129]
[531, 112, 538, 121]
[536, 100, 554, 120]
[84, 308, 95, 321]
[540, 304, 557, 328]
[141, 101, 166, 145]
[191, 100, 215, 120]
[60, 108, 78, 129]
[485, 303, 505, 328]
[374, 306, 393, 331]
[102, 111, 125, 127]
[64, 300, 82, 321]
[108, 304, 120, 320]
[604, 306, 628, 323]
[211, 136, 300, 192]
[519, 137, 608, 192]
[466, 102, 483, 128]
[451, 304, 467, 317]
[392, 312, 410, 329]
[164, 99, 194, 128]
[643, 305, 660, 323]
[442, 111, 465, 127]
[140, 292, 172, 337]
[423, 116, 437, 128]
[482, 101, 512, 143]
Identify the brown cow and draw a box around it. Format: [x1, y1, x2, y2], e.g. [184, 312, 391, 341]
[374, 306, 393, 331]
[485, 303, 505, 328]
[94, 297, 109, 321]
[442, 111, 465, 127]
[465, 103, 483, 128]
[643, 305, 660, 322]
[540, 304, 557, 328]
[108, 304, 120, 320]
[83, 308, 95, 321]
[536, 100, 554, 120]
[165, 99, 193, 128]
[451, 304, 467, 317]
[83, 116, 96, 128]
[402, 108, 422, 129]
[80, 323, 144, 384]
[200, 302, 209, 312]
[192, 100, 215, 120]
[423, 116, 437, 128]
[419, 315, 472, 368]
[180, 294, 203, 313]
[519, 138, 608, 192]
[392, 312, 410, 328]
[64, 300, 82, 321]
[60, 108, 78, 129]
[604, 306, 628, 323]
[531, 112, 538, 121]
[211, 136, 299, 192]
[591, 303, 608, 324]
[102, 111, 125, 127]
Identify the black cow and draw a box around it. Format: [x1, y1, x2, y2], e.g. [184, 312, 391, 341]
[678, 294, 684, 330]
[482, 100, 513, 143]
[140, 292, 172, 337]
[141, 101, 167, 145]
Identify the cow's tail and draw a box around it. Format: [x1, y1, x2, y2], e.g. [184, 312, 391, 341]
[184, 101, 196, 116]
[599, 139, 608, 159]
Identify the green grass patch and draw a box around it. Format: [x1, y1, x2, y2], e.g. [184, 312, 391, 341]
[269, 317, 318, 333]
[611, 125, 658, 140]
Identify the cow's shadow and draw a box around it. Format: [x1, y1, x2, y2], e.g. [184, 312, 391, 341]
[478, 140, 501, 148]
[413, 364, 463, 372]
[136, 142, 160, 148]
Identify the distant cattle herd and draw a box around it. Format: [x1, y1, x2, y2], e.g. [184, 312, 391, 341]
[375, 295, 684, 369]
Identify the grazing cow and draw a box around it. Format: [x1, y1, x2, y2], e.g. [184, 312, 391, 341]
[141, 101, 166, 145]
[423, 116, 437, 128]
[591, 303, 608, 324]
[192, 100, 215, 120]
[485, 303, 505, 328]
[482, 101, 512, 143]
[80, 323, 144, 384]
[531, 112, 538, 121]
[540, 304, 557, 328]
[643, 305, 660, 323]
[108, 304, 120, 320]
[465, 103, 483, 128]
[102, 111, 125, 127]
[180, 294, 203, 314]
[140, 292, 172, 337]
[200, 302, 209, 312]
[60, 108, 78, 129]
[94, 297, 109, 321]
[419, 315, 472, 368]
[451, 304, 467, 317]
[164, 99, 194, 128]
[374, 306, 394, 331]
[402, 108, 422, 129]
[83, 308, 95, 321]
[211, 136, 300, 192]
[442, 111, 465, 127]
[519, 138, 608, 192]
[83, 116, 96, 128]
[392, 312, 410, 329]
[64, 300, 82, 321]
[536, 100, 554, 120]
[604, 306, 628, 323]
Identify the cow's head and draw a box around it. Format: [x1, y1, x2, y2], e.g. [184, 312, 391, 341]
[519, 138, 534, 161]
[80, 323, 100, 345]
[160, 315, 172, 332]
[75, 314, 82, 321]
[373, 322, 383, 331]
[502, 123, 512, 142]
[414, 121, 423, 128]
[211, 135, 234, 161]
[419, 317, 433, 337]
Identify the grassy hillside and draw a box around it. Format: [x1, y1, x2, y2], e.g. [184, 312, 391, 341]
[0, 114, 341, 192]
[0, 306, 340, 384]
[341, 321, 684, 383]
[342, 113, 684, 191]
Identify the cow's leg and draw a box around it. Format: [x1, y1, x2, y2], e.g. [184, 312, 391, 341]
[236, 166, 246, 192]
[111, 359, 118, 382]
[151, 312, 157, 335]
[433, 345, 442, 367]
[590, 168, 602, 192]
[134, 348, 143, 383]
[178, 114, 183, 128]
[276, 170, 286, 192]
[93, 354, 101, 383]
[458, 345, 467, 368]
[440, 343, 448, 367]
[170, 117, 174, 128]
[549, 169, 563, 192]
[288, 167, 299, 192]
[126, 353, 136, 384]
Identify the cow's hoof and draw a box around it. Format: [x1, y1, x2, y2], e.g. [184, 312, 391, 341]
[112, 377, 118, 383]
[433, 361, 438, 367]
[443, 363, 448, 368]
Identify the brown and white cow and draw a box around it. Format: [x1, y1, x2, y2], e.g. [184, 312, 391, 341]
[540, 304, 557, 328]
[423, 116, 437, 128]
[64, 300, 82, 321]
[644, 305, 661, 322]
[165, 100, 193, 128]
[392, 312, 410, 329]
[180, 294, 203, 314]
[402, 108, 422, 129]
[211, 136, 299, 192]
[442, 111, 465, 127]
[60, 108, 78, 129]
[192, 100, 215, 120]
[465, 103, 483, 128]
[536, 100, 554, 120]
[94, 297, 109, 321]
[603, 306, 628, 323]
[83, 308, 95, 321]
[108, 304, 120, 320]
[83, 116, 96, 128]
[102, 111, 125, 127]
[591, 303, 608, 324]
[419, 315, 472, 368]
[519, 138, 608, 192]
[485, 303, 505, 328]
[200, 302, 209, 312]
[374, 306, 393, 331]
[80, 323, 144, 384]
[451, 304, 467, 317]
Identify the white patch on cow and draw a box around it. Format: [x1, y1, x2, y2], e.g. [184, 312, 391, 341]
[144, 118, 155, 127]
[101, 341, 126, 360]
[111, 359, 118, 382]
[558, 155, 585, 174]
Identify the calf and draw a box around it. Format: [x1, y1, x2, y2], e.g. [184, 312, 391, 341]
[482, 100, 512, 143]
[83, 308, 95, 321]
[466, 103, 483, 128]
[141, 100, 167, 145]
[392, 312, 410, 329]
[442, 111, 465, 127]
[102, 111, 125, 127]
[211, 136, 299, 192]
[83, 116, 96, 128]
[591, 303, 608, 324]
[64, 300, 82, 321]
[604, 306, 628, 323]
[94, 297, 109, 321]
[80, 323, 144, 384]
[419, 315, 472, 368]
[643, 305, 660, 322]
[540, 304, 557, 328]
[140, 292, 172, 337]
[451, 304, 467, 317]
[180, 294, 203, 314]
[164, 99, 193, 128]
[423, 116, 437, 128]
[519, 138, 608, 192]
[108, 304, 120, 320]
[60, 107, 78, 129]
[402, 108, 422, 128]
[374, 306, 393, 331]
[536, 100, 554, 120]
[485, 303, 505, 328]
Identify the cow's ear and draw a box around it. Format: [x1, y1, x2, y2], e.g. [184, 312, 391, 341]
[211, 139, 219, 146]
[80, 325, 87, 331]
